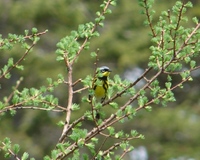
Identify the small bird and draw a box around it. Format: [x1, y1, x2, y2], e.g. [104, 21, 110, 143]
[90, 66, 111, 119]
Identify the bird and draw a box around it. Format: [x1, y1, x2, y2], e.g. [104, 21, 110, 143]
[89, 66, 111, 119]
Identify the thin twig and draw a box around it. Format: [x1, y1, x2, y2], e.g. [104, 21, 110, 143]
[176, 23, 200, 56]
[92, 136, 109, 160]
[5, 77, 23, 104]
[0, 43, 35, 79]
[73, 86, 88, 94]
[0, 30, 48, 47]
[119, 147, 132, 160]
[60, 61, 73, 143]
[143, 0, 156, 37]
[103, 67, 153, 105]
[1, 142, 21, 160]
[72, 78, 82, 87]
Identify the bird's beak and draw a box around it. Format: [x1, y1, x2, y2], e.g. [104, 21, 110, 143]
[104, 71, 111, 76]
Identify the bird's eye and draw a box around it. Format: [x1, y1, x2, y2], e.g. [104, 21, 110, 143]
[99, 66, 110, 73]
[101, 69, 108, 73]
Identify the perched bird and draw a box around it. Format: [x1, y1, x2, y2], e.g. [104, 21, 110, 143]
[90, 66, 111, 119]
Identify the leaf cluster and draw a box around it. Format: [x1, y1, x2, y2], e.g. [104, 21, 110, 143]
[1, 0, 200, 159]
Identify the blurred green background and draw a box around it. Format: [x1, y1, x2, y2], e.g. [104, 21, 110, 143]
[0, 0, 200, 159]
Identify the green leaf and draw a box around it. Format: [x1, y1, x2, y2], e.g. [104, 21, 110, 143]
[21, 43, 30, 49]
[107, 126, 115, 135]
[154, 98, 160, 105]
[43, 156, 51, 160]
[0, 101, 5, 109]
[105, 9, 112, 14]
[165, 82, 172, 89]
[92, 31, 100, 37]
[184, 57, 191, 63]
[190, 60, 196, 68]
[24, 30, 29, 36]
[145, 106, 152, 112]
[138, 96, 148, 107]
[94, 102, 102, 110]
[120, 141, 128, 150]
[109, 102, 118, 109]
[69, 128, 88, 141]
[56, 56, 64, 61]
[56, 143, 66, 153]
[99, 22, 104, 27]
[10, 109, 16, 116]
[192, 17, 199, 24]
[3, 137, 11, 147]
[71, 103, 80, 111]
[8, 58, 14, 67]
[96, 11, 101, 16]
[100, 4, 105, 8]
[161, 11, 168, 16]
[115, 131, 124, 138]
[110, 1, 117, 6]
[180, 71, 190, 80]
[21, 152, 29, 160]
[167, 75, 172, 81]
[31, 28, 38, 34]
[125, 105, 133, 115]
[5, 73, 11, 79]
[2, 65, 8, 74]
[33, 36, 40, 43]
[56, 42, 65, 50]
[83, 154, 89, 160]
[91, 137, 98, 144]
[57, 121, 65, 127]
[185, 1, 193, 8]
[139, 134, 145, 139]
[47, 78, 53, 85]
[116, 110, 123, 118]
[13, 144, 20, 154]
[51, 150, 58, 160]
[16, 65, 24, 70]
[4, 153, 11, 158]
[84, 42, 90, 50]
[90, 51, 97, 58]
[188, 76, 193, 81]
[131, 130, 139, 137]
[85, 143, 95, 149]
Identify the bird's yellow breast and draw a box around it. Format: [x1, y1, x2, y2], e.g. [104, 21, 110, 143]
[94, 85, 106, 98]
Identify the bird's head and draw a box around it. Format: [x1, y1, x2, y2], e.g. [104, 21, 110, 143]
[98, 66, 111, 78]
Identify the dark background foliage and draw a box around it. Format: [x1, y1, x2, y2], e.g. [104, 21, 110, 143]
[0, 0, 200, 159]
